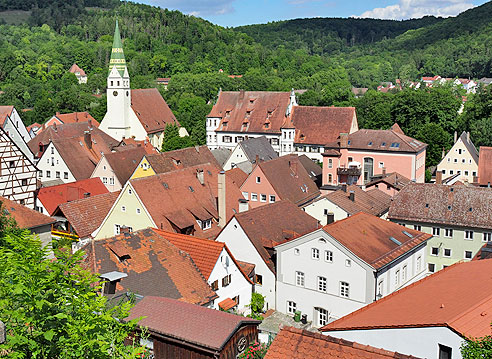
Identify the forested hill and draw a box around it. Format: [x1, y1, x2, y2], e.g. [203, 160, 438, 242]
[235, 16, 443, 55]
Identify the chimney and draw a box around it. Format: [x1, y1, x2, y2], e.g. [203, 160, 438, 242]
[88, 119, 93, 129]
[255, 154, 259, 164]
[454, 131, 457, 143]
[339, 133, 349, 148]
[196, 169, 204, 185]
[326, 212, 335, 225]
[436, 170, 443, 185]
[349, 190, 355, 202]
[239, 198, 249, 213]
[342, 184, 347, 192]
[56, 111, 60, 116]
[53, 122, 57, 132]
[289, 159, 298, 177]
[382, 167, 386, 176]
[218, 171, 226, 227]
[84, 131, 92, 150]
[239, 89, 245, 100]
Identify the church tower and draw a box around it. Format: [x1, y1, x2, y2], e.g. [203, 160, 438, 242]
[99, 20, 132, 140]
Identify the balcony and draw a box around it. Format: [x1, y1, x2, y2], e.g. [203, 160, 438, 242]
[337, 167, 361, 176]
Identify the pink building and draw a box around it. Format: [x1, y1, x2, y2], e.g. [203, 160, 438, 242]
[322, 124, 427, 187]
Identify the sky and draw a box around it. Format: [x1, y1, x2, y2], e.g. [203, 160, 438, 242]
[139, 0, 489, 27]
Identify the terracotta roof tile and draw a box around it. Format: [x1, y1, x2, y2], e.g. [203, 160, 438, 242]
[56, 191, 120, 238]
[388, 183, 492, 230]
[323, 212, 432, 269]
[0, 106, 14, 125]
[117, 138, 157, 154]
[0, 196, 55, 229]
[325, 185, 391, 217]
[218, 297, 238, 311]
[131, 88, 179, 134]
[82, 228, 217, 305]
[54, 112, 98, 126]
[226, 167, 248, 187]
[366, 172, 411, 191]
[237, 260, 255, 277]
[478, 146, 492, 186]
[321, 260, 492, 339]
[265, 327, 420, 359]
[127, 296, 259, 350]
[291, 106, 356, 145]
[37, 178, 108, 215]
[209, 91, 290, 133]
[234, 201, 320, 273]
[103, 147, 147, 186]
[69, 63, 86, 77]
[146, 145, 221, 174]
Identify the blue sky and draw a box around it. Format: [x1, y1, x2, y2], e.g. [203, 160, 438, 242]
[139, 0, 489, 27]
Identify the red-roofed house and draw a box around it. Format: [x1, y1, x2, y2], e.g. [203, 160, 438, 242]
[0, 105, 33, 159]
[69, 63, 87, 84]
[43, 112, 98, 131]
[322, 124, 427, 186]
[154, 229, 254, 314]
[321, 260, 492, 359]
[477, 146, 492, 186]
[274, 213, 432, 327]
[36, 178, 108, 215]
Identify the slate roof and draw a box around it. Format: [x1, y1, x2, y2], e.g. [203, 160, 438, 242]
[321, 260, 492, 339]
[254, 154, 320, 206]
[291, 106, 356, 146]
[131, 88, 179, 134]
[322, 212, 432, 270]
[265, 327, 421, 359]
[226, 167, 248, 187]
[37, 178, 108, 215]
[103, 147, 147, 186]
[478, 146, 492, 186]
[146, 145, 221, 174]
[209, 91, 291, 133]
[129, 163, 242, 239]
[127, 296, 259, 351]
[388, 183, 492, 230]
[234, 200, 320, 273]
[81, 228, 217, 305]
[365, 172, 411, 192]
[56, 191, 120, 238]
[325, 185, 391, 217]
[238, 136, 278, 162]
[0, 196, 55, 229]
[211, 148, 232, 167]
[153, 228, 252, 283]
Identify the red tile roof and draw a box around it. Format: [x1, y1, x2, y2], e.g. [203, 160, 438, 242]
[55, 191, 120, 238]
[265, 327, 421, 359]
[234, 200, 320, 273]
[291, 106, 357, 146]
[226, 167, 248, 187]
[208, 91, 291, 134]
[478, 146, 492, 186]
[321, 260, 492, 339]
[0, 196, 55, 229]
[146, 145, 221, 174]
[341, 128, 427, 153]
[54, 112, 98, 126]
[218, 297, 238, 311]
[127, 296, 259, 351]
[131, 88, 180, 134]
[325, 185, 391, 217]
[69, 63, 86, 77]
[153, 228, 253, 283]
[37, 178, 108, 215]
[102, 147, 147, 186]
[322, 212, 432, 269]
[0, 106, 14, 125]
[82, 228, 217, 305]
[365, 172, 411, 192]
[118, 138, 157, 154]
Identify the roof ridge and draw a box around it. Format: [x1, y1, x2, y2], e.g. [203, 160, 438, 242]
[447, 291, 492, 328]
[370, 233, 431, 267]
[235, 200, 283, 217]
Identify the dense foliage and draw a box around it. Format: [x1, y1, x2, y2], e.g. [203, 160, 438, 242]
[461, 333, 492, 358]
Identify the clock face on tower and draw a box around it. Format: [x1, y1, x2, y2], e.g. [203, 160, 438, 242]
[113, 91, 118, 97]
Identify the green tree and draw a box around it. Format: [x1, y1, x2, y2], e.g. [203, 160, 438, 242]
[247, 292, 265, 320]
[461, 331, 492, 358]
[415, 122, 452, 167]
[161, 124, 193, 152]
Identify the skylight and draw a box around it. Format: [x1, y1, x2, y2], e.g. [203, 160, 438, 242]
[381, 142, 386, 146]
[389, 236, 402, 246]
[402, 231, 413, 238]
[390, 142, 400, 148]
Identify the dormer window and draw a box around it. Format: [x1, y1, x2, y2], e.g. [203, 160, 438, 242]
[225, 111, 231, 118]
[196, 218, 212, 230]
[267, 110, 273, 119]
[245, 111, 251, 119]
[249, 98, 255, 104]
[264, 122, 270, 129]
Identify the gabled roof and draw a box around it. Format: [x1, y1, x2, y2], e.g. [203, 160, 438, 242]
[291, 106, 357, 146]
[325, 185, 391, 217]
[338, 127, 427, 153]
[456, 131, 479, 164]
[53, 112, 98, 126]
[265, 326, 421, 359]
[211, 148, 231, 167]
[69, 63, 86, 77]
[81, 228, 217, 305]
[321, 260, 492, 339]
[0, 196, 55, 229]
[0, 105, 14, 125]
[37, 178, 108, 215]
[146, 145, 221, 174]
[129, 163, 242, 239]
[102, 147, 147, 186]
[116, 137, 157, 154]
[153, 228, 252, 283]
[234, 200, 320, 273]
[255, 154, 320, 206]
[238, 136, 278, 162]
[131, 88, 179, 134]
[478, 146, 492, 186]
[56, 191, 120, 238]
[322, 212, 431, 270]
[365, 172, 411, 191]
[298, 155, 322, 179]
[388, 183, 492, 230]
[209, 91, 291, 133]
[225, 167, 248, 187]
[127, 296, 259, 351]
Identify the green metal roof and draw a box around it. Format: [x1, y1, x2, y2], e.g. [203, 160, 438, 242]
[109, 20, 127, 76]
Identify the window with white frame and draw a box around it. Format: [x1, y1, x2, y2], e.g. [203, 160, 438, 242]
[444, 228, 453, 238]
[294, 248, 300, 256]
[379, 161, 384, 168]
[483, 233, 492, 242]
[242, 192, 249, 200]
[377, 280, 384, 296]
[402, 265, 407, 282]
[121, 206, 126, 212]
[251, 193, 258, 201]
[316, 308, 328, 327]
[328, 159, 332, 169]
[431, 247, 439, 256]
[260, 194, 267, 202]
[340, 282, 349, 297]
[269, 195, 276, 203]
[325, 250, 333, 263]
[395, 270, 400, 286]
[114, 224, 121, 235]
[432, 227, 440, 236]
[136, 208, 141, 214]
[465, 230, 474, 240]
[465, 251, 473, 259]
[295, 271, 305, 287]
[312, 248, 320, 260]
[318, 276, 327, 292]
[428, 263, 436, 273]
[256, 176, 261, 183]
[345, 259, 351, 267]
[109, 177, 114, 185]
[414, 225, 422, 231]
[444, 248, 452, 257]
[223, 136, 232, 143]
[287, 301, 297, 315]
[102, 177, 108, 184]
[417, 256, 422, 271]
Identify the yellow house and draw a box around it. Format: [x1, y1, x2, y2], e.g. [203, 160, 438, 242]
[436, 131, 479, 184]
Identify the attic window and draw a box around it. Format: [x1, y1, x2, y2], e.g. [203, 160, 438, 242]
[390, 142, 400, 148]
[264, 122, 270, 129]
[425, 203, 429, 208]
[368, 141, 373, 146]
[402, 231, 413, 238]
[267, 110, 273, 119]
[347, 140, 351, 145]
[245, 111, 251, 119]
[381, 142, 386, 146]
[162, 182, 169, 189]
[225, 111, 231, 118]
[448, 205, 452, 210]
[189, 186, 194, 192]
[249, 99, 255, 104]
[469, 207, 473, 212]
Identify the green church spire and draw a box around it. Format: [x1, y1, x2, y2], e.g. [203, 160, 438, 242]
[109, 20, 127, 76]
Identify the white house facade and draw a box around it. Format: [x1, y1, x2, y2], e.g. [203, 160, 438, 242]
[37, 142, 76, 184]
